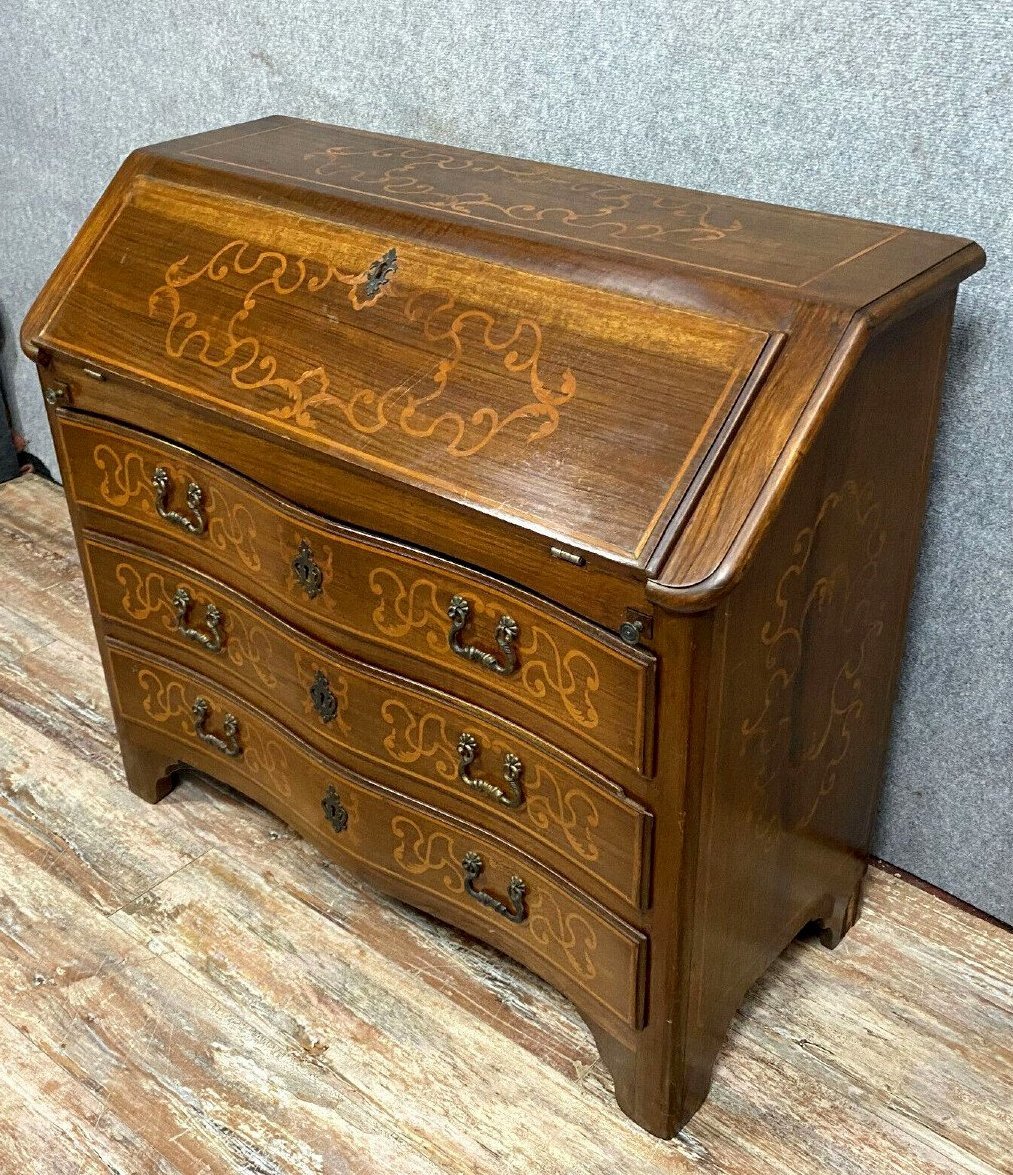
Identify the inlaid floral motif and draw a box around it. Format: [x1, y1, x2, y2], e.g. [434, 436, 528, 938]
[148, 239, 576, 456]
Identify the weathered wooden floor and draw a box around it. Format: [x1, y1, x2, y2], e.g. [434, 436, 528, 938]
[0, 473, 1010, 1175]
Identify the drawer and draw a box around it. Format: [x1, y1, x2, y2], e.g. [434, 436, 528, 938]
[83, 533, 653, 910]
[59, 414, 657, 774]
[106, 640, 648, 1031]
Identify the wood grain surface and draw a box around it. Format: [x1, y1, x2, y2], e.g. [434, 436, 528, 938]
[1, 472, 1010, 1174]
[81, 534, 653, 911]
[59, 414, 656, 777]
[40, 176, 771, 564]
[21, 116, 984, 615]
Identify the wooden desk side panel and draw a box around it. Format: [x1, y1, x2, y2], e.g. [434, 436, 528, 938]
[672, 292, 957, 1128]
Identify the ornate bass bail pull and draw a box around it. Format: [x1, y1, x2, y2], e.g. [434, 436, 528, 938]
[321, 785, 348, 834]
[292, 539, 324, 599]
[447, 595, 519, 676]
[172, 587, 224, 652]
[461, 852, 527, 924]
[152, 466, 206, 535]
[191, 696, 241, 757]
[456, 733, 524, 808]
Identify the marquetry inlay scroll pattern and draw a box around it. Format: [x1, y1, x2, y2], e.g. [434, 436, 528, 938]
[148, 240, 577, 457]
[111, 562, 278, 689]
[527, 891, 599, 980]
[380, 700, 458, 780]
[91, 534, 645, 904]
[388, 816, 601, 983]
[390, 817, 464, 892]
[93, 444, 150, 508]
[302, 141, 744, 249]
[72, 423, 649, 772]
[739, 480, 887, 847]
[367, 566, 601, 729]
[90, 443, 262, 571]
[110, 645, 643, 1026]
[379, 700, 603, 862]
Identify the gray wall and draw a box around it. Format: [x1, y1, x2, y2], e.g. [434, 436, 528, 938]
[2, 0, 1010, 921]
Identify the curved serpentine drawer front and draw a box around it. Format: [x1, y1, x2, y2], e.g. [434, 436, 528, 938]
[82, 534, 653, 911]
[105, 639, 648, 1032]
[60, 415, 656, 776]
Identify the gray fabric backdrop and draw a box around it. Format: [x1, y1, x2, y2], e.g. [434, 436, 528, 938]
[2, 0, 1010, 921]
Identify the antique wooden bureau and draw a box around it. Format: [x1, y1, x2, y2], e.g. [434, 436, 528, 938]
[22, 117, 983, 1137]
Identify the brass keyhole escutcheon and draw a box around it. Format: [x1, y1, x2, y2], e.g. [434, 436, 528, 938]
[362, 248, 397, 299]
[310, 670, 339, 724]
[292, 540, 324, 599]
[321, 785, 348, 834]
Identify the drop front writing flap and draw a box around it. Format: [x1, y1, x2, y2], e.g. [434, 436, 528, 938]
[34, 176, 773, 564]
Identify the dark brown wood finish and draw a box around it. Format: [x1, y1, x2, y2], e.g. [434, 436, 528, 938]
[105, 640, 649, 1033]
[23, 116, 984, 1138]
[80, 533, 654, 911]
[59, 415, 657, 776]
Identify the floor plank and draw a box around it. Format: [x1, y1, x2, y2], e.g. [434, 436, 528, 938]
[0, 1013, 171, 1174]
[0, 472, 1010, 1174]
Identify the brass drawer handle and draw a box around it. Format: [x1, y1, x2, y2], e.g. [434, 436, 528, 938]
[152, 467, 206, 535]
[172, 587, 223, 653]
[191, 696, 241, 757]
[310, 670, 339, 723]
[447, 595, 519, 676]
[462, 852, 527, 924]
[292, 540, 324, 599]
[456, 733, 524, 808]
[321, 785, 348, 834]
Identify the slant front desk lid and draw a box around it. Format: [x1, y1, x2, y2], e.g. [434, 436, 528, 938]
[24, 116, 983, 592]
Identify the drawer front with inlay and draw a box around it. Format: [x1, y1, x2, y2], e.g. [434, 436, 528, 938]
[60, 414, 656, 774]
[105, 640, 648, 1031]
[83, 534, 653, 910]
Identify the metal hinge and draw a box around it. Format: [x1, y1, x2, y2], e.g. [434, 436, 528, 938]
[550, 545, 586, 567]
